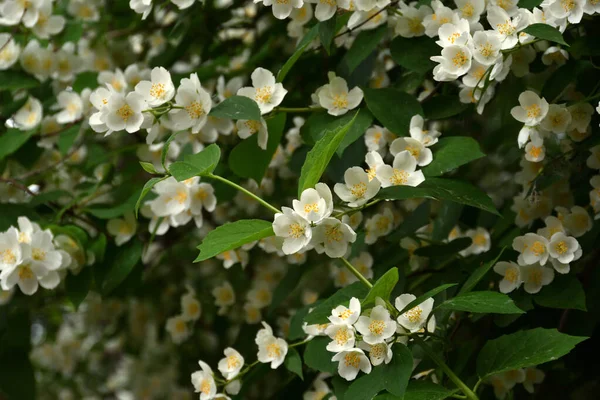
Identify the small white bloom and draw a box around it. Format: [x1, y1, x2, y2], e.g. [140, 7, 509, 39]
[171, 73, 212, 133]
[329, 297, 361, 326]
[376, 151, 426, 188]
[334, 167, 381, 207]
[395, 293, 434, 332]
[547, 232, 579, 264]
[524, 136, 545, 162]
[55, 91, 83, 124]
[317, 74, 363, 116]
[212, 281, 235, 314]
[355, 305, 396, 344]
[523, 367, 545, 394]
[364, 207, 394, 244]
[236, 118, 269, 150]
[191, 360, 217, 400]
[409, 115, 441, 146]
[460, 227, 491, 256]
[520, 263, 554, 294]
[510, 91, 549, 126]
[104, 91, 147, 134]
[237, 67, 287, 114]
[218, 348, 244, 380]
[513, 233, 549, 266]
[332, 348, 372, 381]
[165, 315, 190, 344]
[493, 261, 522, 293]
[272, 207, 312, 254]
[431, 44, 472, 81]
[540, 104, 571, 134]
[0, 34, 20, 70]
[325, 324, 356, 352]
[256, 322, 288, 369]
[14, 97, 43, 130]
[358, 340, 393, 366]
[390, 137, 433, 167]
[135, 66, 175, 107]
[181, 290, 202, 321]
[293, 183, 333, 223]
[312, 218, 356, 258]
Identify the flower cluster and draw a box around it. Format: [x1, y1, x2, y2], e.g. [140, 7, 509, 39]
[166, 286, 202, 344]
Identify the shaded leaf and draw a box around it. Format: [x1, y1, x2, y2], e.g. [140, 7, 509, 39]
[422, 137, 485, 177]
[208, 95, 261, 121]
[439, 291, 525, 314]
[304, 282, 369, 324]
[284, 348, 304, 380]
[364, 88, 423, 135]
[363, 268, 399, 306]
[522, 23, 568, 46]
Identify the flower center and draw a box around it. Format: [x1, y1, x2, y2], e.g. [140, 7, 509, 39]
[288, 223, 305, 239]
[452, 50, 469, 68]
[405, 306, 423, 323]
[496, 21, 516, 36]
[325, 224, 343, 243]
[185, 101, 205, 119]
[1, 250, 16, 264]
[368, 320, 386, 335]
[530, 241, 546, 256]
[351, 182, 367, 198]
[266, 342, 281, 358]
[333, 94, 348, 109]
[526, 104, 541, 118]
[117, 104, 134, 122]
[200, 379, 211, 395]
[150, 83, 166, 99]
[390, 169, 409, 185]
[505, 268, 519, 283]
[227, 355, 240, 369]
[32, 248, 46, 261]
[554, 241, 568, 255]
[479, 43, 493, 58]
[528, 145, 542, 159]
[304, 203, 319, 214]
[255, 86, 273, 104]
[18, 266, 34, 280]
[344, 352, 360, 368]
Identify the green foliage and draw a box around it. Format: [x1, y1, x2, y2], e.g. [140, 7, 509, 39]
[439, 291, 524, 314]
[0, 71, 39, 91]
[0, 129, 35, 162]
[66, 267, 93, 310]
[319, 16, 337, 55]
[422, 137, 485, 177]
[304, 282, 369, 324]
[284, 348, 304, 380]
[363, 88, 423, 135]
[135, 176, 168, 217]
[476, 328, 587, 378]
[375, 381, 454, 400]
[459, 249, 506, 294]
[169, 144, 221, 181]
[522, 23, 569, 46]
[397, 284, 457, 315]
[363, 268, 399, 306]
[534, 275, 587, 311]
[390, 36, 438, 73]
[194, 219, 274, 262]
[101, 240, 143, 294]
[208, 95, 261, 121]
[422, 95, 470, 120]
[304, 337, 337, 374]
[277, 24, 319, 82]
[339, 26, 387, 74]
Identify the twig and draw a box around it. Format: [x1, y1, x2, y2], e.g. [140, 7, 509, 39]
[0, 177, 36, 197]
[334, 1, 400, 39]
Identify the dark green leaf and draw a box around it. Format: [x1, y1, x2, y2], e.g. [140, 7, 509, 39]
[414, 237, 471, 257]
[102, 240, 143, 294]
[398, 283, 457, 315]
[288, 305, 312, 341]
[459, 248, 505, 294]
[363, 267, 399, 306]
[278, 24, 319, 82]
[476, 328, 587, 378]
[57, 123, 81, 155]
[431, 202, 463, 241]
[337, 108, 373, 156]
[376, 178, 499, 216]
[364, 88, 423, 135]
[72, 71, 99, 93]
[304, 282, 369, 324]
[135, 176, 167, 217]
[208, 95, 261, 121]
[56, 21, 83, 44]
[518, 0, 543, 9]
[422, 95, 470, 120]
[387, 200, 430, 242]
[229, 112, 286, 184]
[194, 219, 274, 262]
[345, 365, 385, 400]
[319, 16, 337, 54]
[422, 137, 485, 177]
[65, 267, 92, 310]
[87, 189, 140, 219]
[269, 265, 303, 313]
[384, 343, 413, 397]
[161, 130, 186, 170]
[390, 36, 439, 73]
[284, 348, 304, 380]
[522, 23, 568, 46]
[169, 143, 221, 181]
[304, 337, 337, 374]
[0, 71, 39, 91]
[439, 291, 525, 314]
[0, 129, 35, 162]
[375, 381, 454, 400]
[298, 112, 357, 196]
[340, 25, 387, 74]
[534, 275, 587, 311]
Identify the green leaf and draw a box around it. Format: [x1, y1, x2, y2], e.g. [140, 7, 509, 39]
[0, 129, 35, 162]
[57, 123, 81, 155]
[135, 176, 167, 217]
[102, 240, 143, 294]
[386, 200, 430, 242]
[534, 275, 587, 311]
[169, 144, 221, 181]
[87, 189, 141, 219]
[208, 95, 261, 121]
[345, 365, 385, 400]
[522, 23, 569, 46]
[304, 337, 337, 374]
[288, 305, 312, 340]
[384, 343, 413, 397]
[72, 71, 99, 93]
[422, 95, 470, 120]
[194, 219, 274, 262]
[337, 108, 373, 156]
[89, 233, 107, 264]
[476, 328, 587, 379]
[161, 130, 186, 170]
[413, 237, 471, 257]
[278, 24, 319, 82]
[65, 267, 92, 310]
[0, 71, 39, 91]
[363, 268, 399, 306]
[518, 0, 543, 9]
[390, 36, 439, 73]
[139, 161, 158, 174]
[439, 291, 525, 314]
[284, 348, 304, 380]
[339, 25, 387, 74]
[304, 282, 369, 324]
[398, 283, 457, 315]
[375, 381, 454, 400]
[459, 248, 506, 295]
[269, 264, 303, 314]
[229, 112, 286, 184]
[432, 202, 463, 241]
[422, 137, 485, 177]
[319, 16, 337, 55]
[0, 349, 36, 400]
[57, 21, 83, 45]
[364, 88, 423, 135]
[376, 178, 499, 216]
[298, 112, 357, 197]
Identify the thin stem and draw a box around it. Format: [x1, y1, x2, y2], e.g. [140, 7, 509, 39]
[334, 199, 381, 218]
[206, 173, 280, 214]
[473, 378, 483, 394]
[413, 336, 479, 400]
[340, 257, 373, 289]
[289, 338, 311, 348]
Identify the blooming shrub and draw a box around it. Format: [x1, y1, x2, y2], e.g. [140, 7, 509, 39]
[1, 0, 599, 399]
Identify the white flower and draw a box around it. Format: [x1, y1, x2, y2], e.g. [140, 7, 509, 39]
[325, 324, 356, 352]
[510, 91, 549, 126]
[1, 0, 43, 27]
[563, 205, 592, 237]
[358, 340, 393, 366]
[181, 290, 202, 321]
[547, 0, 584, 23]
[303, 378, 333, 400]
[524, 136, 545, 162]
[317, 74, 363, 116]
[212, 281, 235, 314]
[15, 216, 41, 245]
[329, 297, 361, 326]
[237, 67, 287, 114]
[312, 218, 356, 258]
[247, 282, 273, 309]
[547, 232, 579, 264]
[31, 0, 65, 39]
[364, 208, 394, 244]
[513, 233, 549, 266]
[307, 0, 342, 21]
[148, 177, 192, 217]
[257, 0, 303, 19]
[395, 3, 431, 38]
[390, 137, 433, 167]
[55, 91, 83, 124]
[422, 0, 458, 37]
[0, 259, 59, 295]
[365, 125, 394, 153]
[520, 263, 554, 294]
[236, 118, 269, 150]
[461, 227, 491, 256]
[217, 76, 244, 101]
[335, 167, 381, 207]
[409, 115, 441, 146]
[217, 249, 248, 270]
[293, 183, 333, 223]
[365, 150, 385, 182]
[435, 18, 471, 48]
[542, 46, 569, 66]
[166, 315, 190, 344]
[493, 261, 522, 293]
[523, 367, 545, 394]
[272, 207, 312, 254]
[332, 348, 372, 381]
[567, 102, 593, 133]
[172, 0, 196, 9]
[171, 73, 212, 133]
[376, 151, 426, 188]
[29, 230, 62, 272]
[0, 228, 25, 271]
[587, 145, 600, 170]
[431, 45, 472, 81]
[103, 91, 147, 134]
[395, 293, 434, 332]
[0, 34, 20, 70]
[191, 360, 217, 400]
[540, 104, 571, 134]
[135, 66, 175, 107]
[14, 97, 43, 130]
[355, 305, 396, 344]
[455, 0, 484, 24]
[487, 6, 527, 49]
[218, 348, 244, 380]
[256, 322, 288, 369]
